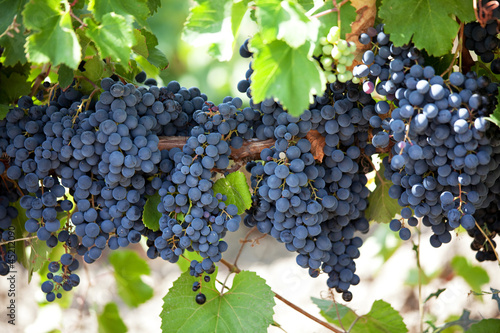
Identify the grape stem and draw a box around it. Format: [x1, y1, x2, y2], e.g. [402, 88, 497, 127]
[30, 63, 51, 98]
[311, 0, 349, 19]
[219, 258, 343, 332]
[474, 221, 500, 265]
[0, 235, 38, 246]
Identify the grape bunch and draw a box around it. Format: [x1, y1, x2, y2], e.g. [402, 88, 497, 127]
[464, 20, 500, 73]
[317, 26, 359, 83]
[237, 37, 375, 300]
[354, 24, 500, 250]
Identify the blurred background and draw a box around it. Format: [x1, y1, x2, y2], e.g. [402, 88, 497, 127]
[0, 2, 499, 333]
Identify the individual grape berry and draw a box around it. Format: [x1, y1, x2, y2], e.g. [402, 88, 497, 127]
[195, 293, 206, 305]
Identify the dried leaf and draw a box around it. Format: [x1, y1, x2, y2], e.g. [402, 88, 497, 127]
[306, 129, 325, 163]
[346, 0, 377, 68]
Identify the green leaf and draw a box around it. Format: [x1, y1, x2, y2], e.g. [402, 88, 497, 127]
[250, 34, 326, 117]
[183, 0, 235, 60]
[161, 270, 275, 333]
[109, 250, 153, 307]
[147, 0, 162, 14]
[89, 0, 150, 27]
[379, 0, 475, 56]
[467, 319, 500, 333]
[0, 69, 31, 105]
[58, 64, 74, 90]
[310, 0, 357, 42]
[424, 288, 446, 303]
[23, 0, 81, 68]
[139, 29, 169, 69]
[98, 302, 128, 333]
[135, 55, 159, 78]
[0, 22, 27, 66]
[255, 0, 318, 48]
[132, 29, 149, 58]
[365, 163, 400, 223]
[84, 13, 135, 65]
[177, 250, 203, 272]
[351, 300, 407, 333]
[231, 0, 249, 37]
[83, 56, 104, 83]
[0, 0, 25, 36]
[450, 256, 489, 292]
[0, 104, 10, 120]
[212, 171, 252, 215]
[311, 297, 357, 327]
[143, 193, 162, 232]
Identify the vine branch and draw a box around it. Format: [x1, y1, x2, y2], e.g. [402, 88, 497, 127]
[158, 136, 275, 160]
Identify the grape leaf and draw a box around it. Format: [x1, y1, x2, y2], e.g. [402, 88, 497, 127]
[160, 270, 275, 332]
[365, 164, 400, 223]
[88, 0, 150, 27]
[0, 22, 27, 66]
[147, 0, 162, 15]
[58, 64, 74, 90]
[310, 0, 357, 44]
[183, 0, 235, 60]
[231, 0, 249, 37]
[109, 250, 153, 307]
[83, 56, 104, 83]
[467, 319, 500, 333]
[450, 256, 489, 292]
[0, 70, 31, 105]
[139, 29, 169, 70]
[0, 105, 10, 120]
[250, 33, 326, 117]
[212, 171, 252, 215]
[23, 0, 81, 68]
[378, 0, 475, 56]
[98, 302, 128, 333]
[0, 0, 25, 36]
[177, 250, 203, 272]
[84, 13, 135, 65]
[350, 300, 407, 333]
[255, 0, 318, 48]
[143, 193, 162, 232]
[311, 297, 357, 327]
[132, 29, 149, 58]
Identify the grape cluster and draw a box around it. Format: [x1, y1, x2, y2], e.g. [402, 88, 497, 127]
[0, 76, 249, 302]
[469, 194, 500, 262]
[237, 38, 374, 300]
[354, 25, 500, 249]
[464, 21, 499, 65]
[317, 26, 359, 83]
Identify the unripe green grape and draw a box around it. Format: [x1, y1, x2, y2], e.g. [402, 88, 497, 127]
[322, 44, 333, 55]
[337, 64, 347, 74]
[331, 46, 341, 59]
[321, 56, 333, 68]
[348, 42, 357, 53]
[352, 77, 360, 84]
[337, 40, 348, 52]
[327, 73, 337, 83]
[337, 73, 349, 82]
[319, 36, 329, 45]
[327, 26, 340, 43]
